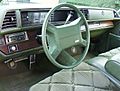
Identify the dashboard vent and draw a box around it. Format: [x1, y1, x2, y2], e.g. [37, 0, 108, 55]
[113, 11, 119, 18]
[2, 11, 17, 29]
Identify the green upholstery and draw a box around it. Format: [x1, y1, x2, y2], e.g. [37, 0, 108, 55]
[29, 62, 113, 91]
[105, 54, 120, 81]
[99, 47, 120, 59]
[87, 47, 120, 88]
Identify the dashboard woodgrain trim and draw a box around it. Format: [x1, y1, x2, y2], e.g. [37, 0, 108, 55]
[1, 30, 40, 55]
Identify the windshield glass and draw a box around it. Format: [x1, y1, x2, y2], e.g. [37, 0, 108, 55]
[0, 0, 120, 10]
[59, 0, 120, 10]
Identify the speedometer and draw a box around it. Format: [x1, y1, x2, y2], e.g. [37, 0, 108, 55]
[21, 11, 48, 27]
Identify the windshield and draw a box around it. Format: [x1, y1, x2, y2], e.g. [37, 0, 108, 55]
[0, 0, 120, 10]
[60, 0, 120, 10]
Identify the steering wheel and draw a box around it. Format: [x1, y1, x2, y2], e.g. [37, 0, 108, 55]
[41, 3, 90, 69]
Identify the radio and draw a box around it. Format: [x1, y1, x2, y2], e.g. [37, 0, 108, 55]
[5, 32, 29, 44]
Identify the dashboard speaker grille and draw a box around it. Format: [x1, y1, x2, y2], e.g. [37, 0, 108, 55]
[2, 11, 17, 29]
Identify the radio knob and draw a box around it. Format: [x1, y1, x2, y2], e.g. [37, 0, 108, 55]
[8, 45, 18, 53]
[11, 46, 16, 51]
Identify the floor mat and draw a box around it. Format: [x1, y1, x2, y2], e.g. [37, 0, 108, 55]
[0, 53, 60, 91]
[0, 71, 55, 91]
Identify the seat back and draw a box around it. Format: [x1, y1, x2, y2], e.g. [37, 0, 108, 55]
[87, 47, 120, 88]
[105, 54, 120, 81]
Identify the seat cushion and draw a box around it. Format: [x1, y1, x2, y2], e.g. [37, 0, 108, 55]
[29, 47, 120, 91]
[99, 47, 120, 59]
[29, 62, 113, 91]
[105, 54, 120, 81]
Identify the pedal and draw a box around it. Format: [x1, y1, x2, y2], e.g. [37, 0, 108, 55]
[7, 60, 17, 69]
[29, 54, 36, 69]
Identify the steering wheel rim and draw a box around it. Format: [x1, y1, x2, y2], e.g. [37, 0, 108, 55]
[41, 3, 90, 69]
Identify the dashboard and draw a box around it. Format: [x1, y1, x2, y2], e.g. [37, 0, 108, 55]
[0, 3, 119, 62]
[20, 9, 78, 27]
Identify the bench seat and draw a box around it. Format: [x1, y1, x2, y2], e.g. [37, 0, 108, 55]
[29, 47, 120, 91]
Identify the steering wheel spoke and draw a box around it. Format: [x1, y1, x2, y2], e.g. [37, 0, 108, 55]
[57, 50, 77, 66]
[79, 18, 84, 26]
[47, 23, 56, 34]
[81, 39, 87, 47]
[56, 17, 81, 29]
[49, 47, 62, 59]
